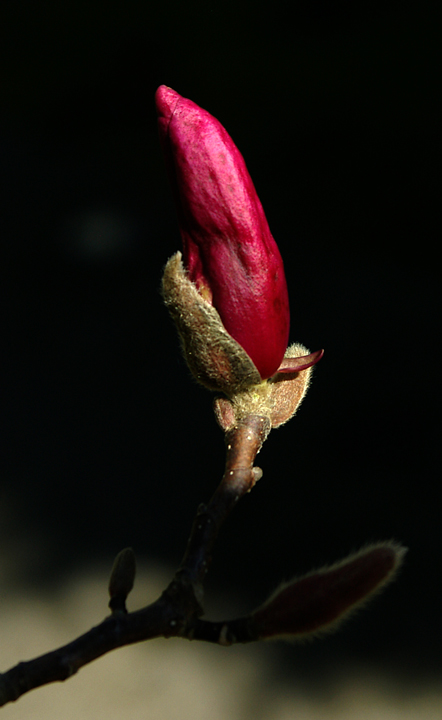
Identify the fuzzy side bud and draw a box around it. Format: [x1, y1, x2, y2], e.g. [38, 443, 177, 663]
[250, 543, 406, 640]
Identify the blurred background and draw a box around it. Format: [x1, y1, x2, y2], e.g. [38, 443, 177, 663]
[0, 0, 441, 717]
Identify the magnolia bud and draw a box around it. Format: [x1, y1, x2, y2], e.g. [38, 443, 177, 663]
[156, 85, 289, 381]
[156, 85, 323, 425]
[250, 543, 406, 640]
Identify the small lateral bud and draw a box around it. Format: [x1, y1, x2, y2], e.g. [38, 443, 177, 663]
[250, 542, 406, 641]
[108, 547, 136, 614]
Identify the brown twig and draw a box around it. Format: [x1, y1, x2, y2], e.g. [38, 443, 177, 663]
[174, 415, 270, 600]
[0, 415, 270, 708]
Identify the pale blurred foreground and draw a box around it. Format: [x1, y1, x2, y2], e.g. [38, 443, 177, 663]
[0, 564, 441, 720]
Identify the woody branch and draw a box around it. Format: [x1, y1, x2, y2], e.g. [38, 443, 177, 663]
[0, 415, 270, 707]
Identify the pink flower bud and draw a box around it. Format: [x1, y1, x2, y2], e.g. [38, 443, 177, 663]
[156, 86, 290, 380]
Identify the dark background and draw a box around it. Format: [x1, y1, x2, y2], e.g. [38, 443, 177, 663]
[1, 0, 440, 687]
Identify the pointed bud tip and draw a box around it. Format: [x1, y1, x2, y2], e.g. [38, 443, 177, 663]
[155, 85, 181, 123]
